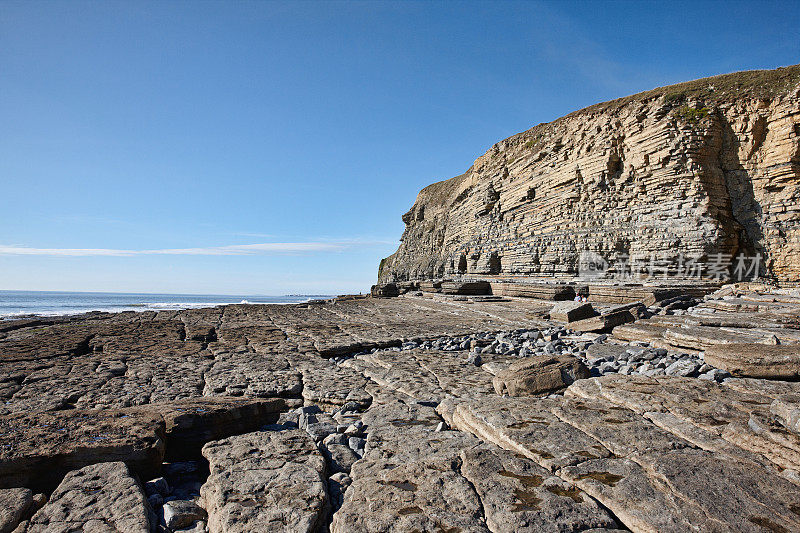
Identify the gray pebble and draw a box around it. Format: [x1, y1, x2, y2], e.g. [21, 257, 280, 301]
[348, 437, 366, 452]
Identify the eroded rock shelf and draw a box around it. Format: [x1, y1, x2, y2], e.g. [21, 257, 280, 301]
[1, 284, 800, 532]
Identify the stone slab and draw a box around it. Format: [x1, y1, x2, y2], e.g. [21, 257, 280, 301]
[19, 461, 151, 533]
[200, 430, 328, 533]
[705, 343, 800, 379]
[0, 409, 165, 492]
[549, 302, 597, 323]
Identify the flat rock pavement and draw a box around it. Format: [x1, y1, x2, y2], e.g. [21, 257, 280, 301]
[17, 461, 152, 533]
[441, 376, 800, 533]
[201, 430, 328, 533]
[1, 293, 800, 532]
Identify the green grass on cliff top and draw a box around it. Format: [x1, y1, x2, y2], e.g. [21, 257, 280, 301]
[516, 64, 800, 154]
[567, 63, 800, 118]
[416, 64, 800, 202]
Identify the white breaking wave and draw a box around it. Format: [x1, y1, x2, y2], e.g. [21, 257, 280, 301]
[146, 302, 237, 310]
[0, 297, 317, 319]
[0, 307, 143, 318]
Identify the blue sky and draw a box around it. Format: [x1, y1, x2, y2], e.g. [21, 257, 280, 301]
[1, 1, 798, 295]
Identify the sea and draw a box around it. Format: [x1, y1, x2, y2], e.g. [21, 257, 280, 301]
[0, 290, 331, 319]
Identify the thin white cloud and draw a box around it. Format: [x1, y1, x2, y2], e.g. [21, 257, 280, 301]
[0, 240, 394, 257]
[228, 232, 277, 238]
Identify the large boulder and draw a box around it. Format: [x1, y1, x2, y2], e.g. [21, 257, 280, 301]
[704, 343, 800, 379]
[549, 301, 597, 322]
[492, 355, 591, 396]
[569, 309, 635, 333]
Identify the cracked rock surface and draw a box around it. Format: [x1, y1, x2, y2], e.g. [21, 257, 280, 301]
[1, 288, 800, 532]
[201, 430, 328, 533]
[17, 461, 151, 533]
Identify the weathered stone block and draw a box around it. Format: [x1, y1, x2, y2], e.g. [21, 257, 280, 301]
[550, 301, 597, 322]
[439, 280, 492, 295]
[19, 462, 151, 532]
[705, 343, 800, 379]
[569, 310, 635, 333]
[492, 355, 590, 396]
[200, 430, 328, 533]
[0, 409, 165, 492]
[0, 488, 36, 533]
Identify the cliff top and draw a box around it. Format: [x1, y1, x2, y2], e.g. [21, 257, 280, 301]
[571, 63, 800, 116]
[523, 63, 800, 150]
[416, 63, 800, 203]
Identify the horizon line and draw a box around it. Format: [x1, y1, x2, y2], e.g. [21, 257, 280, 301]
[0, 240, 395, 257]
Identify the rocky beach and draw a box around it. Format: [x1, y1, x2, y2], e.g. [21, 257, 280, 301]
[1, 64, 800, 532]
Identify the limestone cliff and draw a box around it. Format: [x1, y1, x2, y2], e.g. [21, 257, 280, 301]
[379, 65, 800, 284]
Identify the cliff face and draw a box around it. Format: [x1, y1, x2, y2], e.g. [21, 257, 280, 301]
[379, 65, 800, 284]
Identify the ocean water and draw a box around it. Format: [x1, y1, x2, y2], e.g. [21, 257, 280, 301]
[0, 290, 330, 319]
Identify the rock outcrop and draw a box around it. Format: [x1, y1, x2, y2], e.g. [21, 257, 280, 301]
[705, 343, 800, 378]
[440, 376, 800, 533]
[379, 65, 800, 283]
[7, 59, 800, 528]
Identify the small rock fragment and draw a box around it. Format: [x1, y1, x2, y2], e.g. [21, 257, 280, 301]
[162, 499, 207, 530]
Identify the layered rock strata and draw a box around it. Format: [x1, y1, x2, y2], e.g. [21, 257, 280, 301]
[379, 65, 800, 283]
